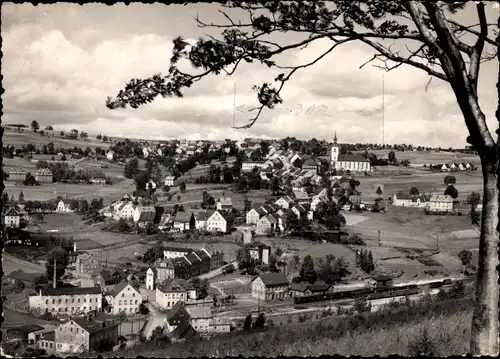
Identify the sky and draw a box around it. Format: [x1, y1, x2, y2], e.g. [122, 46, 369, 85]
[2, 2, 498, 147]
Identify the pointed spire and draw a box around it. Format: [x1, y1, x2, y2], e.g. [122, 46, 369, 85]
[333, 130, 338, 144]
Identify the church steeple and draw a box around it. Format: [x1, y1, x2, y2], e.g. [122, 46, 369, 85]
[333, 130, 338, 144]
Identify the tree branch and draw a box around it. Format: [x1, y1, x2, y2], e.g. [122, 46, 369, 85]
[469, 2, 488, 93]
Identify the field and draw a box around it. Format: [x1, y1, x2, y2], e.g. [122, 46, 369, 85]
[343, 206, 478, 278]
[3, 177, 135, 202]
[357, 169, 482, 202]
[164, 183, 272, 209]
[359, 149, 481, 166]
[2, 127, 112, 149]
[177, 158, 236, 183]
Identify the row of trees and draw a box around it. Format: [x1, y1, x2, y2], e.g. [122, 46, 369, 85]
[36, 161, 110, 184]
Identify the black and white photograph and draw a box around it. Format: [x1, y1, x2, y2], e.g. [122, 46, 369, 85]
[1, 1, 499, 357]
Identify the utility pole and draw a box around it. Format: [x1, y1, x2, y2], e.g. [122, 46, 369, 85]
[377, 230, 381, 246]
[436, 235, 439, 250]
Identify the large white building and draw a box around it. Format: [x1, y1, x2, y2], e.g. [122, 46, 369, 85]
[330, 132, 371, 172]
[428, 194, 454, 213]
[29, 287, 103, 316]
[105, 282, 143, 315]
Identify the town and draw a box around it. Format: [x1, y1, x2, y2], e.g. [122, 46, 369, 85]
[3, 1, 498, 357]
[2, 124, 482, 356]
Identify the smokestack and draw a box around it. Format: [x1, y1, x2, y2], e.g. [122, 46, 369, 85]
[53, 258, 57, 289]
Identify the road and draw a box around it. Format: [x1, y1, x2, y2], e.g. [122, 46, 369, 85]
[2, 252, 45, 275]
[139, 286, 169, 340]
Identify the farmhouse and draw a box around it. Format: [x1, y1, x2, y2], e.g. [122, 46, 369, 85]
[54, 317, 119, 354]
[56, 200, 73, 213]
[113, 201, 135, 220]
[292, 190, 310, 205]
[365, 276, 394, 289]
[428, 194, 455, 213]
[392, 193, 430, 208]
[4, 207, 21, 228]
[35, 168, 53, 183]
[106, 150, 115, 161]
[8, 168, 27, 181]
[104, 281, 142, 315]
[28, 287, 103, 316]
[251, 273, 289, 302]
[93, 269, 127, 291]
[330, 132, 371, 172]
[164, 246, 195, 259]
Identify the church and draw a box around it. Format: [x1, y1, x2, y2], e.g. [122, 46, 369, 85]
[330, 132, 371, 172]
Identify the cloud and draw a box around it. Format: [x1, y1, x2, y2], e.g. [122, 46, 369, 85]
[1, 3, 497, 148]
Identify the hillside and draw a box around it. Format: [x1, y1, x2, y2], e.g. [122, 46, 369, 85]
[110, 297, 472, 357]
[2, 127, 114, 149]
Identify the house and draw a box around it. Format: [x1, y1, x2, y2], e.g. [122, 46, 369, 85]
[392, 193, 430, 208]
[163, 246, 195, 259]
[56, 200, 73, 213]
[302, 158, 318, 172]
[260, 204, 278, 214]
[164, 301, 193, 336]
[106, 151, 115, 161]
[216, 196, 233, 211]
[113, 201, 135, 220]
[28, 287, 103, 316]
[164, 174, 175, 186]
[248, 244, 271, 265]
[274, 196, 295, 209]
[74, 252, 100, 275]
[256, 214, 279, 235]
[440, 163, 449, 171]
[310, 195, 328, 211]
[156, 278, 197, 310]
[428, 194, 454, 213]
[251, 273, 289, 302]
[172, 212, 196, 231]
[289, 282, 332, 298]
[132, 206, 156, 225]
[292, 190, 310, 205]
[196, 210, 228, 233]
[158, 209, 175, 230]
[185, 306, 213, 332]
[54, 317, 119, 354]
[30, 326, 57, 352]
[105, 281, 142, 315]
[291, 204, 307, 219]
[35, 168, 53, 183]
[4, 207, 21, 228]
[241, 161, 265, 172]
[365, 276, 393, 289]
[93, 269, 127, 291]
[246, 207, 267, 224]
[8, 168, 27, 181]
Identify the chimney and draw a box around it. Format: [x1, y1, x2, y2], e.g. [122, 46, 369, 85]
[53, 258, 57, 289]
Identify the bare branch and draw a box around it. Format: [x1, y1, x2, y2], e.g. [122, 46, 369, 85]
[235, 37, 354, 129]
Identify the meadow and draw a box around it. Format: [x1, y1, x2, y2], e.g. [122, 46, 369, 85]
[3, 178, 136, 202]
[2, 127, 111, 149]
[361, 149, 481, 166]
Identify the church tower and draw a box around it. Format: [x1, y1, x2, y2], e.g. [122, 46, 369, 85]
[330, 130, 339, 163]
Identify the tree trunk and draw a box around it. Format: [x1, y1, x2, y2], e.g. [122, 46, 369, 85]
[470, 158, 499, 356]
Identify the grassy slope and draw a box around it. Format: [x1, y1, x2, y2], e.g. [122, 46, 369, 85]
[114, 298, 472, 357]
